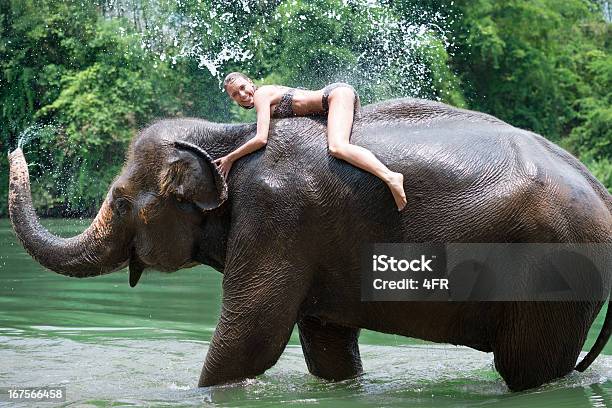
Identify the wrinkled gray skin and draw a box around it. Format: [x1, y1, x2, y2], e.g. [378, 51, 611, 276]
[8, 98, 612, 391]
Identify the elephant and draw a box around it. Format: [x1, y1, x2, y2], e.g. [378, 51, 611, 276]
[8, 97, 612, 391]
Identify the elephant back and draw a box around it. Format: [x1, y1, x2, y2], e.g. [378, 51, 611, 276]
[257, 99, 611, 245]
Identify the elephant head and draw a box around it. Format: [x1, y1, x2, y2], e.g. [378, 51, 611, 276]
[8, 126, 228, 287]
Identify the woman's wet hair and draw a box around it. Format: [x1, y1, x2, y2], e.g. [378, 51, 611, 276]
[223, 72, 252, 91]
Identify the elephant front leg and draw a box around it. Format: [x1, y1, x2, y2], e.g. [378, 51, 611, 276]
[298, 316, 362, 381]
[198, 315, 295, 386]
[198, 258, 304, 387]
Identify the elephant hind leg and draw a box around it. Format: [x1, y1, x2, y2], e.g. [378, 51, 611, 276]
[298, 316, 362, 381]
[493, 302, 592, 391]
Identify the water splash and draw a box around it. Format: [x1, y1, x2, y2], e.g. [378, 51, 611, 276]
[110, 0, 456, 101]
[13, 123, 93, 217]
[16, 123, 58, 150]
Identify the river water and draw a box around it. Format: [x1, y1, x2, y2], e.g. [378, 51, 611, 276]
[0, 218, 610, 407]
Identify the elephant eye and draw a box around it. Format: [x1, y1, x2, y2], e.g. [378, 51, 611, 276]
[173, 193, 196, 212]
[175, 198, 195, 213]
[112, 197, 131, 216]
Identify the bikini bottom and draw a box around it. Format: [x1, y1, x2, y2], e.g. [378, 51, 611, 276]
[321, 82, 361, 118]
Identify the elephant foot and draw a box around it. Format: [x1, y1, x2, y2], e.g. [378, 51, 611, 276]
[494, 302, 588, 391]
[298, 317, 363, 381]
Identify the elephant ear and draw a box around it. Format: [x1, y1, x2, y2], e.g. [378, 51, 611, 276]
[159, 140, 228, 211]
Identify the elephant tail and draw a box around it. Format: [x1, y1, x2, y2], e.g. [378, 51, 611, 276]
[575, 300, 611, 372]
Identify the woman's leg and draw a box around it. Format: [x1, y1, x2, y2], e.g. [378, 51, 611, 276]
[326, 88, 407, 211]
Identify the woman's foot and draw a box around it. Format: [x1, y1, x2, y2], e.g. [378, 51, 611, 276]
[387, 172, 407, 211]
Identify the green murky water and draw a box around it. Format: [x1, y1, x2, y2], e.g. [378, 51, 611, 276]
[0, 218, 610, 407]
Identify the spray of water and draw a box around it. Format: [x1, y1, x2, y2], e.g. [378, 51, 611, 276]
[128, 0, 456, 101]
[13, 123, 92, 219]
[16, 123, 58, 150]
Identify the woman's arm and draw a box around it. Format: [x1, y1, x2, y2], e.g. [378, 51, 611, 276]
[214, 88, 274, 178]
[226, 95, 271, 161]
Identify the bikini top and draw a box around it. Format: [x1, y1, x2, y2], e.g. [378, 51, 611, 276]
[271, 88, 296, 119]
[270, 84, 360, 119]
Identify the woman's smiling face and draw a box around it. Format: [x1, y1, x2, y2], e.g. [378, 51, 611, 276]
[226, 76, 256, 109]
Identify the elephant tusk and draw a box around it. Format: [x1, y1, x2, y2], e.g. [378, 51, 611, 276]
[128, 248, 146, 288]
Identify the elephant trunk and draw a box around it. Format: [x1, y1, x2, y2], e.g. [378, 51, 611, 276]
[8, 148, 130, 277]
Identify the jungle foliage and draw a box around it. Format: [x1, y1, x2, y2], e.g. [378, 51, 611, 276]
[0, 0, 610, 216]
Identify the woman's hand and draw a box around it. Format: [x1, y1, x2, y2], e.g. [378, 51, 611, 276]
[213, 155, 234, 179]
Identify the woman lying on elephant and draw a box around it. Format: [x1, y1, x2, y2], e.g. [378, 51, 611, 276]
[214, 72, 407, 211]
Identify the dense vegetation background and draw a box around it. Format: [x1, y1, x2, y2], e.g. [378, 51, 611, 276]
[0, 0, 610, 217]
